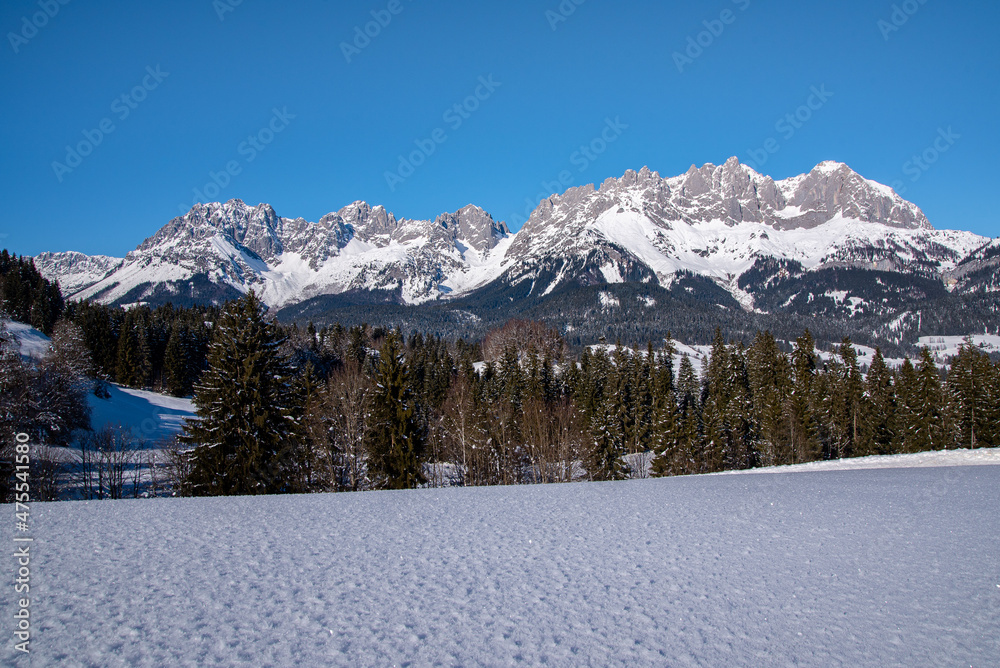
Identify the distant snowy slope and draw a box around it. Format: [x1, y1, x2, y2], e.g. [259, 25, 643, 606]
[88, 384, 194, 443]
[716, 447, 1000, 475]
[3, 319, 51, 360]
[12, 466, 999, 666]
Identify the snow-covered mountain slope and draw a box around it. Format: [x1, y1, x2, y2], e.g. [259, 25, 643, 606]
[498, 158, 986, 304]
[33, 158, 991, 312]
[31, 251, 124, 296]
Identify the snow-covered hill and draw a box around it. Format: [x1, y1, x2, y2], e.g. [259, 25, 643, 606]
[33, 159, 991, 313]
[12, 461, 999, 666]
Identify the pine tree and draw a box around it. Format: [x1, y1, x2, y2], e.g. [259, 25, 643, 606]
[721, 344, 758, 470]
[699, 329, 729, 473]
[945, 341, 997, 449]
[180, 292, 303, 496]
[861, 348, 897, 456]
[366, 330, 426, 490]
[789, 330, 821, 463]
[912, 347, 945, 452]
[675, 354, 702, 475]
[826, 337, 864, 459]
[163, 325, 189, 396]
[650, 337, 681, 476]
[747, 331, 792, 466]
[115, 309, 151, 388]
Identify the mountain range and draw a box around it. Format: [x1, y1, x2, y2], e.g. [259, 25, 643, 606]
[32, 158, 998, 350]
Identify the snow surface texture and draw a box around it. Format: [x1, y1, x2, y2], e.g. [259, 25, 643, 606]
[8, 464, 999, 666]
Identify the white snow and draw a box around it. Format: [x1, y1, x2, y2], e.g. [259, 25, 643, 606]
[598, 291, 620, 308]
[9, 460, 998, 666]
[3, 319, 51, 360]
[917, 333, 1000, 363]
[599, 263, 624, 284]
[88, 383, 194, 444]
[716, 447, 1000, 475]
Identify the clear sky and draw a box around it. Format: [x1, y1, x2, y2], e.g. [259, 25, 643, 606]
[2, 0, 998, 257]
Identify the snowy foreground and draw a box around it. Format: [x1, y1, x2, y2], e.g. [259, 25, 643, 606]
[7, 462, 999, 666]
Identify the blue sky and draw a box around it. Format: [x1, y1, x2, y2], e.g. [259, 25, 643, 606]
[2, 0, 998, 257]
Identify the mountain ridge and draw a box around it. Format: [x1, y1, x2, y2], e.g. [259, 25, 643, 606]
[31, 159, 994, 323]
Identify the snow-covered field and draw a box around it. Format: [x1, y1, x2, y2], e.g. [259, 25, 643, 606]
[7, 461, 998, 666]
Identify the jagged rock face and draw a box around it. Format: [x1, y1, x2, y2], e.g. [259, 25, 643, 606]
[31, 252, 123, 296]
[776, 161, 931, 230]
[498, 158, 978, 305]
[32, 159, 989, 314]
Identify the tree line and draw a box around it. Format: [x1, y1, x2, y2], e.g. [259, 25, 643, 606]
[174, 294, 999, 496]
[3, 275, 998, 500]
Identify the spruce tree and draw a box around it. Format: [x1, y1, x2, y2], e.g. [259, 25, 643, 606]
[163, 325, 189, 396]
[650, 338, 681, 477]
[675, 354, 702, 475]
[699, 329, 729, 472]
[747, 331, 792, 466]
[180, 292, 303, 496]
[894, 358, 920, 453]
[945, 341, 997, 449]
[862, 348, 897, 456]
[115, 309, 151, 388]
[789, 330, 821, 463]
[913, 347, 945, 452]
[366, 330, 426, 489]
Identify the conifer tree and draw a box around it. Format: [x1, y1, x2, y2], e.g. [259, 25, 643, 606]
[912, 347, 945, 452]
[721, 344, 758, 470]
[699, 329, 729, 472]
[180, 292, 303, 496]
[163, 325, 189, 396]
[825, 337, 864, 459]
[789, 330, 821, 463]
[945, 341, 997, 449]
[650, 338, 681, 477]
[862, 348, 897, 456]
[115, 309, 151, 388]
[675, 354, 702, 475]
[366, 330, 426, 489]
[894, 358, 920, 453]
[747, 331, 792, 466]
